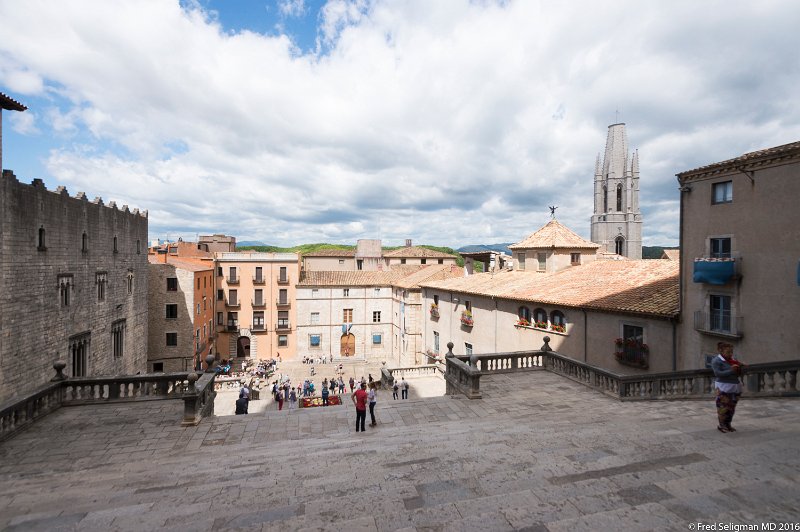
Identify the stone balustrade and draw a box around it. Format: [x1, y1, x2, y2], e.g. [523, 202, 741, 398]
[0, 355, 218, 441]
[445, 337, 800, 401]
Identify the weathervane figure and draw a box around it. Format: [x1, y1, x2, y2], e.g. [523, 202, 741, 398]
[548, 205, 557, 219]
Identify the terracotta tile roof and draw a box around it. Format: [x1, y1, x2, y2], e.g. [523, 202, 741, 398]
[392, 264, 465, 289]
[509, 219, 600, 250]
[302, 249, 356, 257]
[677, 140, 800, 181]
[148, 255, 214, 272]
[0, 92, 27, 111]
[661, 249, 680, 261]
[421, 260, 678, 318]
[383, 246, 458, 259]
[298, 264, 464, 289]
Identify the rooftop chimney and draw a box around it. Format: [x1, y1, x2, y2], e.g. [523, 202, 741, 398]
[405, 239, 412, 247]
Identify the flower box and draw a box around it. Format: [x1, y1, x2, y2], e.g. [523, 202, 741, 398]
[461, 310, 474, 327]
[614, 339, 649, 369]
[300, 395, 343, 408]
[430, 305, 440, 318]
[516, 318, 530, 327]
[551, 323, 566, 333]
[533, 321, 548, 330]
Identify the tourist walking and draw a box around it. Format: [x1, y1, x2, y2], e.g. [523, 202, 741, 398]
[401, 377, 409, 399]
[352, 382, 368, 432]
[349, 376, 355, 393]
[392, 381, 399, 400]
[338, 376, 345, 394]
[712, 342, 744, 433]
[329, 378, 337, 396]
[276, 388, 284, 411]
[368, 382, 377, 427]
[289, 387, 297, 409]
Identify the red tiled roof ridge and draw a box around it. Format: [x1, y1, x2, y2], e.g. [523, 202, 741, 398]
[509, 219, 600, 250]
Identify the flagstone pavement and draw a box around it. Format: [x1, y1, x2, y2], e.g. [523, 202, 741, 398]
[1, 370, 799, 531]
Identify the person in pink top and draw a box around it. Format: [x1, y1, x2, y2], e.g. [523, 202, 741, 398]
[352, 382, 368, 432]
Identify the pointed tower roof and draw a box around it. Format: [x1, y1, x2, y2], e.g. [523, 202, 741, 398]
[509, 219, 601, 250]
[602, 123, 628, 179]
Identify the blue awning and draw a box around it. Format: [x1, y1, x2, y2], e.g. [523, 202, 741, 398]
[693, 260, 735, 285]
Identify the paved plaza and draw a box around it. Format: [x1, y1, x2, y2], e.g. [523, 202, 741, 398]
[1, 371, 799, 531]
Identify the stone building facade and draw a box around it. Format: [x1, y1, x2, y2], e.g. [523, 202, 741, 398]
[147, 256, 215, 373]
[214, 252, 301, 361]
[677, 140, 800, 368]
[0, 172, 149, 402]
[590, 123, 643, 259]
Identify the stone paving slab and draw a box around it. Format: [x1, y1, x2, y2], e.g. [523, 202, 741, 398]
[1, 371, 799, 531]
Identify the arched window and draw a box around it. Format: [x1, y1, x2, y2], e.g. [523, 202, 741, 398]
[518, 306, 531, 324]
[38, 227, 46, 250]
[603, 186, 608, 212]
[616, 184, 623, 211]
[615, 236, 625, 256]
[533, 308, 548, 328]
[81, 232, 88, 252]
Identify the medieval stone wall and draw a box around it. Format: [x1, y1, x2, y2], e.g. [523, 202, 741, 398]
[0, 171, 148, 402]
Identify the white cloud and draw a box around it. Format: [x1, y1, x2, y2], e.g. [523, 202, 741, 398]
[278, 0, 306, 18]
[1, 0, 800, 247]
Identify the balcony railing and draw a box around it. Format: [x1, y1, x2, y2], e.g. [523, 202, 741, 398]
[275, 320, 291, 331]
[226, 323, 238, 332]
[252, 276, 265, 285]
[277, 276, 290, 285]
[226, 276, 239, 285]
[225, 298, 240, 308]
[276, 298, 291, 308]
[251, 299, 266, 308]
[614, 342, 649, 369]
[694, 310, 743, 338]
[251, 323, 266, 331]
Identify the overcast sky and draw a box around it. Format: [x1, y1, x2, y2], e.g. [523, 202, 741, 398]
[1, 0, 799, 248]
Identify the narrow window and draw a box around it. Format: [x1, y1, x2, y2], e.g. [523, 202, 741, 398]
[616, 183, 623, 211]
[228, 289, 238, 305]
[603, 185, 608, 212]
[343, 288, 350, 297]
[550, 310, 566, 332]
[113, 236, 118, 253]
[311, 312, 320, 325]
[255, 289, 264, 305]
[255, 266, 263, 282]
[228, 267, 237, 282]
[217, 312, 223, 325]
[343, 308, 353, 323]
[277, 310, 289, 329]
[278, 289, 288, 305]
[81, 232, 88, 252]
[96, 273, 107, 301]
[136, 239, 141, 254]
[166, 333, 178, 346]
[533, 308, 547, 327]
[253, 311, 265, 329]
[127, 272, 134, 294]
[112, 320, 125, 359]
[59, 275, 73, 307]
[710, 295, 732, 332]
[357, 259, 363, 270]
[166, 304, 178, 319]
[217, 289, 224, 301]
[571, 253, 581, 265]
[227, 312, 238, 330]
[518, 306, 531, 323]
[537, 253, 547, 271]
[517, 253, 526, 270]
[69, 333, 90, 377]
[217, 266, 223, 277]
[465, 300, 471, 312]
[279, 266, 287, 282]
[38, 227, 46, 250]
[434, 331, 440, 353]
[373, 311, 381, 323]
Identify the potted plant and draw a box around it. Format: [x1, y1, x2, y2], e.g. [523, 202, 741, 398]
[533, 320, 548, 330]
[516, 317, 530, 327]
[460, 310, 474, 326]
[430, 303, 440, 318]
[551, 323, 566, 333]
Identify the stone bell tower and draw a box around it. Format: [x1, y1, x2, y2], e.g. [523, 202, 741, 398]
[590, 122, 643, 259]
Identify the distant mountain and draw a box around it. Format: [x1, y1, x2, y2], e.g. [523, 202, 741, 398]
[237, 240, 267, 247]
[457, 243, 514, 255]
